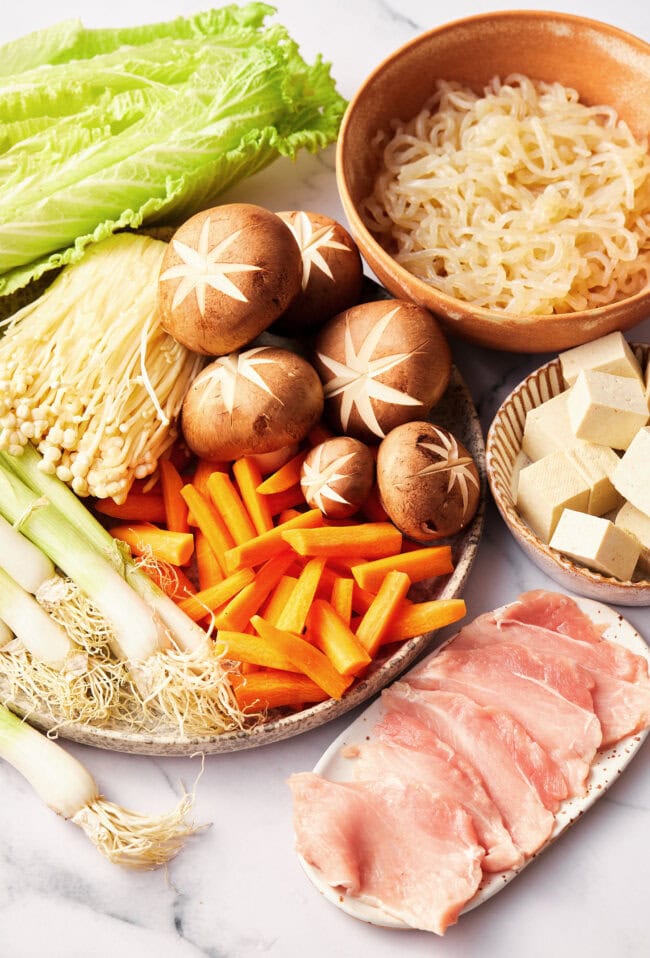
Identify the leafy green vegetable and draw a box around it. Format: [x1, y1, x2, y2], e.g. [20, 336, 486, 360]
[0, 4, 346, 298]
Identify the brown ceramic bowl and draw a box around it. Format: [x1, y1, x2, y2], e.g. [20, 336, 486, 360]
[336, 11, 650, 353]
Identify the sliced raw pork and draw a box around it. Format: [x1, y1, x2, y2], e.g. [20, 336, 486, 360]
[349, 711, 523, 872]
[407, 643, 601, 796]
[499, 590, 607, 644]
[288, 772, 484, 935]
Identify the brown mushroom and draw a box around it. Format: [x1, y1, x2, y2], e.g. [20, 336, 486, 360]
[314, 299, 451, 443]
[158, 203, 302, 355]
[377, 421, 480, 541]
[300, 437, 374, 519]
[181, 346, 324, 461]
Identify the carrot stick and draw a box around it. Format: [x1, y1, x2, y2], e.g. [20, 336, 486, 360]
[195, 530, 224, 590]
[308, 422, 335, 446]
[224, 509, 323, 573]
[352, 546, 453, 593]
[361, 485, 388, 522]
[206, 471, 257, 546]
[307, 599, 371, 676]
[95, 494, 166, 523]
[214, 553, 295, 632]
[180, 484, 234, 574]
[282, 523, 402, 559]
[216, 630, 296, 671]
[109, 523, 195, 567]
[327, 556, 367, 576]
[277, 509, 302, 525]
[142, 561, 197, 601]
[275, 557, 326, 634]
[159, 459, 190, 534]
[263, 485, 307, 516]
[192, 458, 229, 498]
[259, 575, 299, 627]
[232, 669, 330, 711]
[177, 568, 255, 622]
[256, 450, 307, 494]
[379, 598, 467, 644]
[330, 576, 354, 627]
[317, 567, 374, 615]
[355, 570, 412, 656]
[232, 457, 274, 535]
[250, 615, 352, 700]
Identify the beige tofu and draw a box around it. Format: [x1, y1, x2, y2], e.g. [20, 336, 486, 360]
[567, 443, 623, 516]
[612, 427, 650, 517]
[522, 391, 581, 462]
[615, 501, 650, 575]
[567, 370, 649, 450]
[550, 509, 641, 581]
[516, 451, 590, 542]
[559, 332, 643, 387]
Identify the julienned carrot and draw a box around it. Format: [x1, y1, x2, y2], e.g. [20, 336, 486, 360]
[214, 553, 295, 632]
[195, 530, 224, 590]
[224, 509, 323, 573]
[232, 669, 330, 711]
[95, 493, 166, 523]
[192, 457, 229, 498]
[206, 471, 257, 546]
[263, 485, 307, 516]
[361, 484, 388, 522]
[250, 616, 352, 700]
[177, 567, 255, 622]
[282, 523, 402, 559]
[180, 484, 234, 574]
[330, 576, 354, 627]
[109, 523, 195, 567]
[232, 458, 274, 535]
[216, 630, 296, 671]
[352, 546, 454, 593]
[259, 575, 299, 627]
[158, 459, 190, 534]
[307, 599, 371, 676]
[275, 557, 326, 634]
[379, 598, 467, 644]
[256, 450, 307, 495]
[356, 570, 412, 656]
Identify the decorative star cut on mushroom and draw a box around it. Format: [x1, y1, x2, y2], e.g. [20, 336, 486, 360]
[317, 306, 423, 438]
[301, 447, 357, 512]
[288, 211, 351, 291]
[160, 218, 262, 316]
[414, 428, 480, 514]
[198, 347, 282, 416]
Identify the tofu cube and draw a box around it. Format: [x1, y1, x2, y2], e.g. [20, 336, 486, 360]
[522, 391, 581, 462]
[567, 370, 649, 450]
[559, 332, 643, 387]
[567, 443, 623, 516]
[615, 501, 650, 575]
[550, 509, 641, 581]
[516, 451, 590, 542]
[612, 427, 650, 517]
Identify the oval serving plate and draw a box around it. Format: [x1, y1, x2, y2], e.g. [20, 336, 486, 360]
[4, 282, 485, 755]
[298, 596, 650, 929]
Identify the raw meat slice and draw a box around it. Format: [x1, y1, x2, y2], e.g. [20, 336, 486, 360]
[288, 771, 484, 935]
[408, 643, 601, 797]
[350, 711, 523, 872]
[499, 590, 607, 644]
[383, 684, 556, 858]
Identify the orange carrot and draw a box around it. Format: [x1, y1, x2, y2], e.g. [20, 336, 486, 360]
[352, 546, 453, 593]
[308, 422, 335, 446]
[143, 561, 197, 602]
[192, 458, 229, 498]
[282, 522, 402, 559]
[232, 458, 274, 535]
[327, 556, 366, 576]
[256, 450, 307, 494]
[224, 509, 323, 573]
[232, 669, 330, 711]
[195, 530, 224, 590]
[206, 471, 257, 546]
[307, 599, 371, 676]
[250, 615, 352, 700]
[109, 523, 195, 567]
[330, 576, 354, 627]
[214, 553, 295, 632]
[275, 557, 326, 634]
[95, 494, 166, 523]
[263, 485, 307, 516]
[277, 508, 302, 525]
[216, 630, 296, 671]
[259, 575, 299, 627]
[177, 568, 255, 622]
[355, 570, 412, 656]
[361, 485, 388, 522]
[180, 484, 234, 574]
[379, 598, 467, 644]
[159, 459, 190, 534]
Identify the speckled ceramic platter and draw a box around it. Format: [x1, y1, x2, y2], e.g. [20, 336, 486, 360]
[5, 281, 485, 755]
[298, 596, 650, 929]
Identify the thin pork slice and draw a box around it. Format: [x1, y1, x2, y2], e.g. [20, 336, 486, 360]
[384, 685, 556, 858]
[498, 590, 607, 645]
[350, 711, 523, 872]
[408, 644, 601, 797]
[288, 772, 484, 935]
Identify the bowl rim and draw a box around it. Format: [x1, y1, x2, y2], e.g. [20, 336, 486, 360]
[336, 9, 650, 327]
[486, 343, 650, 595]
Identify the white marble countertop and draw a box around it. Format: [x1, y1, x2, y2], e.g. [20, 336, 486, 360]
[1, 1, 649, 956]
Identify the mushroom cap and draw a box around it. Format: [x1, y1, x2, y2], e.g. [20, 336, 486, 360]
[300, 436, 375, 519]
[377, 421, 480, 541]
[158, 203, 302, 356]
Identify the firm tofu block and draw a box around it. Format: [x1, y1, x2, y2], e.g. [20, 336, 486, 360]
[550, 509, 641, 581]
[559, 332, 643, 387]
[612, 427, 650, 517]
[522, 391, 581, 461]
[615, 501, 650, 575]
[567, 443, 623, 516]
[516, 451, 590, 542]
[567, 370, 649, 450]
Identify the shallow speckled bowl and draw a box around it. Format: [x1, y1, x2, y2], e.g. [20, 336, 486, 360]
[336, 11, 650, 353]
[487, 344, 650, 606]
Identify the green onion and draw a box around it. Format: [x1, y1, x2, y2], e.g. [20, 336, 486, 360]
[0, 615, 12, 647]
[0, 565, 73, 666]
[0, 512, 54, 593]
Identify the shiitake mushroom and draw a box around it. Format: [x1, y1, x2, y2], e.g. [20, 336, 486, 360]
[300, 437, 374, 519]
[377, 421, 480, 541]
